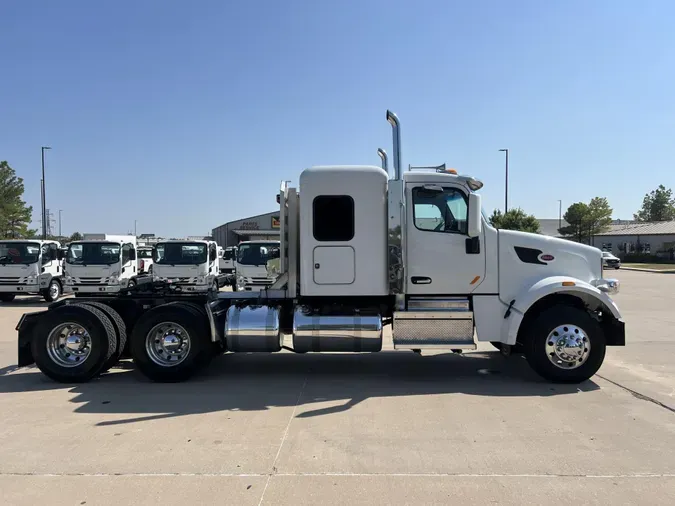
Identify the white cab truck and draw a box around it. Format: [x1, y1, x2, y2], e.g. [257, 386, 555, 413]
[234, 240, 280, 291]
[16, 110, 624, 384]
[152, 240, 222, 292]
[0, 240, 64, 302]
[138, 246, 154, 275]
[65, 235, 140, 295]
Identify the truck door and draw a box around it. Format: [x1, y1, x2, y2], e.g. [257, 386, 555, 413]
[405, 184, 485, 295]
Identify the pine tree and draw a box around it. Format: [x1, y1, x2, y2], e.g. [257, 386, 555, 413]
[0, 161, 34, 239]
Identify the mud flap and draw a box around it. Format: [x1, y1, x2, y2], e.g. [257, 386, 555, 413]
[15, 311, 48, 367]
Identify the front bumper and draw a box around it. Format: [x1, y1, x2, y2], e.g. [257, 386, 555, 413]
[71, 285, 121, 294]
[0, 284, 40, 293]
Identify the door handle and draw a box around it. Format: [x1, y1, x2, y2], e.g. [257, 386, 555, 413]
[411, 276, 432, 285]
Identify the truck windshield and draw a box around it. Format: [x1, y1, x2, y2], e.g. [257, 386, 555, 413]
[138, 249, 153, 259]
[67, 242, 121, 265]
[237, 243, 280, 266]
[223, 248, 235, 260]
[154, 243, 207, 265]
[0, 242, 41, 264]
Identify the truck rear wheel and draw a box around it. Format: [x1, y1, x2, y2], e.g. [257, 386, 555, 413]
[130, 302, 212, 382]
[523, 305, 606, 383]
[75, 302, 127, 373]
[31, 304, 117, 383]
[0, 293, 16, 302]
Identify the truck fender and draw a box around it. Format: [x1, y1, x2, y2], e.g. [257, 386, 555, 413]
[503, 276, 621, 345]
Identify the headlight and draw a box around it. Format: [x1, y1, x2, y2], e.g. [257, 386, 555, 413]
[109, 275, 120, 284]
[196, 276, 205, 284]
[65, 276, 74, 285]
[236, 275, 246, 288]
[26, 275, 36, 283]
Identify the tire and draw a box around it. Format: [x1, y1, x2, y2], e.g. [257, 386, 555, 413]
[0, 293, 16, 302]
[130, 301, 212, 382]
[43, 279, 61, 302]
[75, 302, 127, 373]
[31, 304, 117, 383]
[127, 279, 136, 288]
[523, 305, 606, 383]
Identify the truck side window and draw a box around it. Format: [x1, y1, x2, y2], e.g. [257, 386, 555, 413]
[313, 195, 355, 241]
[413, 187, 468, 235]
[122, 244, 131, 264]
[41, 245, 51, 264]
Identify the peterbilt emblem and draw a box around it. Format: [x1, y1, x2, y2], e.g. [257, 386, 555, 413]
[539, 254, 555, 262]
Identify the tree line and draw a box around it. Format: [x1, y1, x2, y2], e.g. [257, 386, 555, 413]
[0, 160, 84, 243]
[490, 184, 675, 243]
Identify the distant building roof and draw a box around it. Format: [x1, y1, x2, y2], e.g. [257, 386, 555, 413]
[594, 221, 675, 236]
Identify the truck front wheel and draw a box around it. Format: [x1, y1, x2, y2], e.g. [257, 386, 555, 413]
[523, 305, 606, 383]
[130, 302, 212, 382]
[42, 279, 61, 302]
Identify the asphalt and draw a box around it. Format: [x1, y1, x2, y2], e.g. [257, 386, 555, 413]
[0, 270, 674, 505]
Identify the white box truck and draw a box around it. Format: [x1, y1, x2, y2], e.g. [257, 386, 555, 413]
[152, 239, 223, 293]
[16, 110, 624, 385]
[233, 240, 280, 291]
[0, 240, 64, 302]
[64, 235, 141, 295]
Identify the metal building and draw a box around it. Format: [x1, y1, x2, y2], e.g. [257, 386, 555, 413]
[211, 211, 281, 247]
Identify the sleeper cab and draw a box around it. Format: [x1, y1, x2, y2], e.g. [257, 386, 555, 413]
[299, 165, 389, 297]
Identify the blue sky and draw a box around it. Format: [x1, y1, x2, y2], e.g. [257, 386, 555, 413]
[1, 0, 673, 237]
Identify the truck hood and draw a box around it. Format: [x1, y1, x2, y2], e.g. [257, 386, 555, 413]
[498, 229, 602, 285]
[66, 264, 118, 277]
[153, 264, 207, 277]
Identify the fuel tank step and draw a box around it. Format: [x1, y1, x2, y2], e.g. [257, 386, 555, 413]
[393, 297, 476, 350]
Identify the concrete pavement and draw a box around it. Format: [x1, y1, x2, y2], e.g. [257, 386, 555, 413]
[0, 271, 674, 505]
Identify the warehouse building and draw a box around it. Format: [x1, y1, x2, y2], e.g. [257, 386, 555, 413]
[212, 211, 280, 247]
[591, 221, 675, 258]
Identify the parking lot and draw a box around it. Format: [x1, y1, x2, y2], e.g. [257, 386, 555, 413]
[0, 269, 673, 505]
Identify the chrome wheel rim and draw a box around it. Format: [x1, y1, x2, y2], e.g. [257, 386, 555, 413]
[145, 322, 191, 367]
[46, 322, 91, 367]
[545, 324, 591, 370]
[49, 282, 59, 299]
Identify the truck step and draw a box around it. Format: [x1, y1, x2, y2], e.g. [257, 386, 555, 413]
[392, 297, 475, 350]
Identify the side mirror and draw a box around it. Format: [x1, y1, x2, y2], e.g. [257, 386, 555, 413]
[129, 249, 136, 261]
[57, 249, 64, 260]
[209, 250, 217, 262]
[468, 193, 483, 238]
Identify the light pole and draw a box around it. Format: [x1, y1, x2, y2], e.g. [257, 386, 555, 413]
[59, 209, 63, 238]
[557, 200, 562, 230]
[134, 220, 137, 236]
[498, 149, 509, 213]
[41, 146, 51, 239]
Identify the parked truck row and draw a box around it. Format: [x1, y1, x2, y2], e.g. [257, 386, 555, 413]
[15, 109, 624, 386]
[0, 236, 275, 302]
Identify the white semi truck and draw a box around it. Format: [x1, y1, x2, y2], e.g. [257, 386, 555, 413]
[16, 110, 624, 385]
[64, 235, 140, 295]
[233, 240, 280, 291]
[152, 239, 223, 293]
[0, 240, 64, 302]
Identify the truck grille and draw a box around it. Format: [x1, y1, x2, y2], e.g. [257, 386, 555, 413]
[249, 277, 274, 286]
[77, 277, 109, 285]
[0, 277, 24, 284]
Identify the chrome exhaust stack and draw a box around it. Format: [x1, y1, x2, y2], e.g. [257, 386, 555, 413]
[377, 148, 388, 173]
[386, 110, 401, 180]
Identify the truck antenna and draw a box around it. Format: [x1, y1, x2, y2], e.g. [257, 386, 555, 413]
[386, 110, 401, 180]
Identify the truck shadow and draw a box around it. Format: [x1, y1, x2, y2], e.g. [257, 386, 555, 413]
[0, 351, 600, 424]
